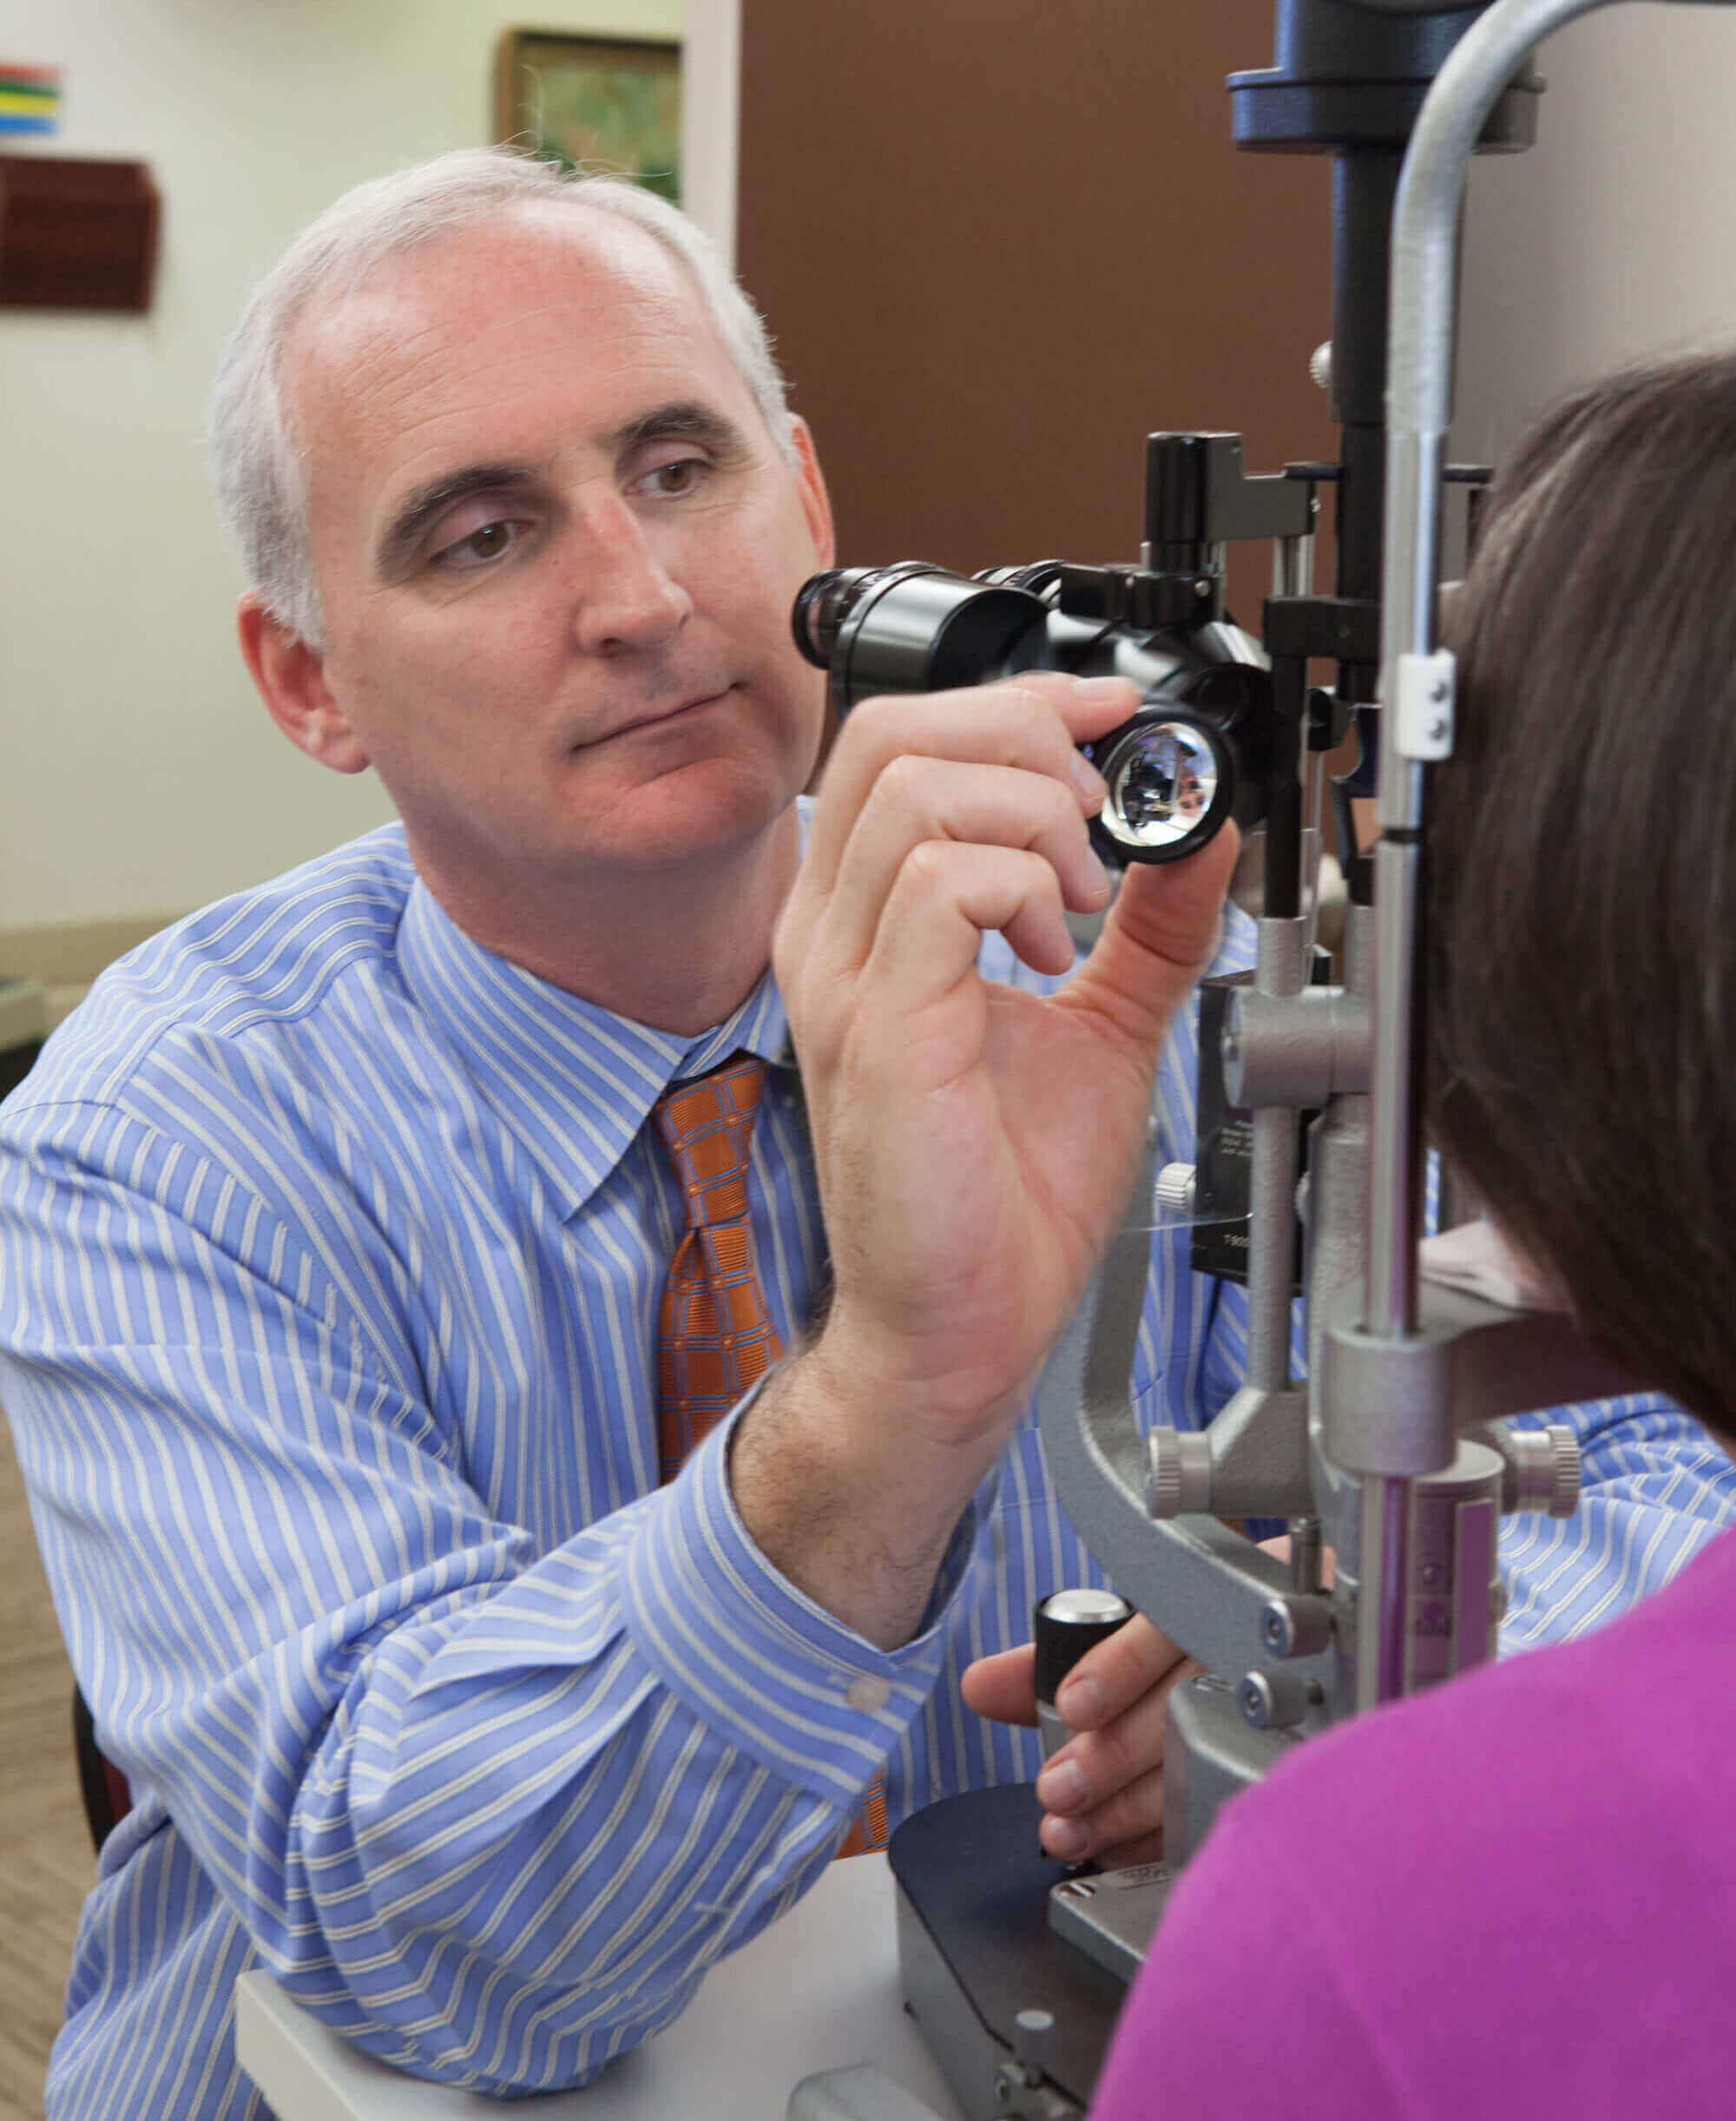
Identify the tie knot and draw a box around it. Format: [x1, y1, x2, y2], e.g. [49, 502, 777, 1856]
[653, 1053, 766, 1228]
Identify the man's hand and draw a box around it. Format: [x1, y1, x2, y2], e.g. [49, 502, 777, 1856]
[780, 670, 1236, 1440]
[962, 1615, 1200, 1867]
[733, 677, 1238, 1649]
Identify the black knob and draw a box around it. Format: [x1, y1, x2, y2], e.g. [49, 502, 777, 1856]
[1034, 1588, 1132, 1710]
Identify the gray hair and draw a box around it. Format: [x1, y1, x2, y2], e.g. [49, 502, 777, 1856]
[207, 148, 795, 649]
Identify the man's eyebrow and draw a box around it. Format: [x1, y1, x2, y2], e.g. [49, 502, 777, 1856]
[372, 405, 748, 578]
[607, 399, 750, 460]
[376, 463, 537, 578]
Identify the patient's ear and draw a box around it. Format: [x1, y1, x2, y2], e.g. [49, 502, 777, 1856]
[236, 594, 370, 775]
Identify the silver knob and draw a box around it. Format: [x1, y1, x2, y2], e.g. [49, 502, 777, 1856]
[1013, 2008, 1058, 2081]
[1154, 1162, 1196, 1219]
[1503, 1424, 1581, 1518]
[1147, 1428, 1213, 1518]
[1310, 340, 1332, 392]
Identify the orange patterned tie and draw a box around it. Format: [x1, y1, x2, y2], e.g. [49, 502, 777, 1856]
[651, 1052, 886, 1856]
[653, 1053, 784, 1479]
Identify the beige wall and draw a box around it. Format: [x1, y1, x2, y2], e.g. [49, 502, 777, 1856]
[1457, 8, 1736, 460]
[0, 0, 680, 936]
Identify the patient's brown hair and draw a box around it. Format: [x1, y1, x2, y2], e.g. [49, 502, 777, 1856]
[1429, 352, 1736, 1432]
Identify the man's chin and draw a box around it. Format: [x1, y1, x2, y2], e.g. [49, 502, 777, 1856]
[563, 759, 801, 875]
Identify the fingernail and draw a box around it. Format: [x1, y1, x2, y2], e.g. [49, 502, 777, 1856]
[1069, 752, 1109, 807]
[1057, 1673, 1103, 1724]
[1045, 1815, 1091, 1861]
[1037, 1758, 1087, 1812]
[1073, 675, 1133, 705]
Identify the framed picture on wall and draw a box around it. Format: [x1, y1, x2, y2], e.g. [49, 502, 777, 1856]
[493, 30, 681, 203]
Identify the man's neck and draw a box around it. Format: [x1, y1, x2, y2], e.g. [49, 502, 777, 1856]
[408, 807, 801, 1034]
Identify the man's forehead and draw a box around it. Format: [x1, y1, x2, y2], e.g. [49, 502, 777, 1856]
[286, 204, 717, 438]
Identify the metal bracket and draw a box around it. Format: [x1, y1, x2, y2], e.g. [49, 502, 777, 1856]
[1322, 1277, 1642, 1479]
[1392, 646, 1456, 761]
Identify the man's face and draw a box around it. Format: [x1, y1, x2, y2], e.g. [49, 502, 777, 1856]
[282, 206, 833, 893]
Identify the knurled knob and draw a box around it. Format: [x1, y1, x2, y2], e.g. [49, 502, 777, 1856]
[1504, 1424, 1581, 1518]
[1147, 1428, 1213, 1518]
[1154, 1162, 1196, 1219]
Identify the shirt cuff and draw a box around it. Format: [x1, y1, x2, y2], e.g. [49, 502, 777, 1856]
[620, 1374, 987, 1808]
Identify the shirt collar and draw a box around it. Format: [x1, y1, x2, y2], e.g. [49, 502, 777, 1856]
[393, 872, 793, 1222]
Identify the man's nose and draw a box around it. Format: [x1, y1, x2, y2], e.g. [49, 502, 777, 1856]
[570, 499, 693, 657]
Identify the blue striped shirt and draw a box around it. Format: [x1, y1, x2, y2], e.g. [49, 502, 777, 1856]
[1, 820, 1729, 2117]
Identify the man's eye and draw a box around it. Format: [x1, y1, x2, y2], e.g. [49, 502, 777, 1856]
[431, 519, 523, 571]
[635, 457, 709, 497]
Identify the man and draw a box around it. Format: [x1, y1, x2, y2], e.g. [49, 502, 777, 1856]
[2, 151, 1728, 2118]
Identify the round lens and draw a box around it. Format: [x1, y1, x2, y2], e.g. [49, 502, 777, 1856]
[1097, 719, 1221, 852]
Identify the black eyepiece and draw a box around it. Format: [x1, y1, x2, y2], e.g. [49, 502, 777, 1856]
[791, 568, 852, 669]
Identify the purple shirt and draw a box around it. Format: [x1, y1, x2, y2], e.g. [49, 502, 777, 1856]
[1092, 1526, 1736, 2119]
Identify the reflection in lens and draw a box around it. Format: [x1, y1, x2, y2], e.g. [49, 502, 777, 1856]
[1098, 720, 1220, 851]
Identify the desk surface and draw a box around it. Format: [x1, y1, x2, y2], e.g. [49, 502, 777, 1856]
[236, 1852, 966, 2121]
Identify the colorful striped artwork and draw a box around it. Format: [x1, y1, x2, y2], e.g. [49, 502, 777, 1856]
[0, 63, 61, 135]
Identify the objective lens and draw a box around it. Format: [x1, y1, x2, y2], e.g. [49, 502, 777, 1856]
[1090, 715, 1230, 860]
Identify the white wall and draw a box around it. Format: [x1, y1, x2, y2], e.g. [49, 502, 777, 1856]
[1456, 7, 1736, 462]
[0, 0, 681, 931]
[679, 0, 738, 266]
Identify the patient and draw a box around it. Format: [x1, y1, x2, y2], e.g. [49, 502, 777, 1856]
[1091, 352, 1736, 2118]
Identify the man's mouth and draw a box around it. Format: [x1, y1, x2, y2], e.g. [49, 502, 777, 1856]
[602, 684, 738, 742]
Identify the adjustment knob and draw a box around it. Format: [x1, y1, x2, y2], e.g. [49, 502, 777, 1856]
[1013, 2007, 1059, 2082]
[1503, 1424, 1581, 1518]
[1147, 1428, 1213, 1518]
[1035, 1589, 1132, 1760]
[1154, 1162, 1196, 1219]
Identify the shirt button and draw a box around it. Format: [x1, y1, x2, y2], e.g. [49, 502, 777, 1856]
[845, 1676, 891, 1713]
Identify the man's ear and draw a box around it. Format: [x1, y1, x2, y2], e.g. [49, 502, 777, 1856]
[786, 416, 836, 570]
[236, 594, 371, 775]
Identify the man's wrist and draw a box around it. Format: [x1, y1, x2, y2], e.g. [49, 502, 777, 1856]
[622, 1388, 954, 1810]
[727, 1343, 1002, 1650]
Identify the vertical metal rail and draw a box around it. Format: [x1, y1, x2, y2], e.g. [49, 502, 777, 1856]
[1358, 0, 1674, 1703]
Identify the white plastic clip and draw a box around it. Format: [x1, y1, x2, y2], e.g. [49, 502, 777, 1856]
[1393, 648, 1456, 762]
